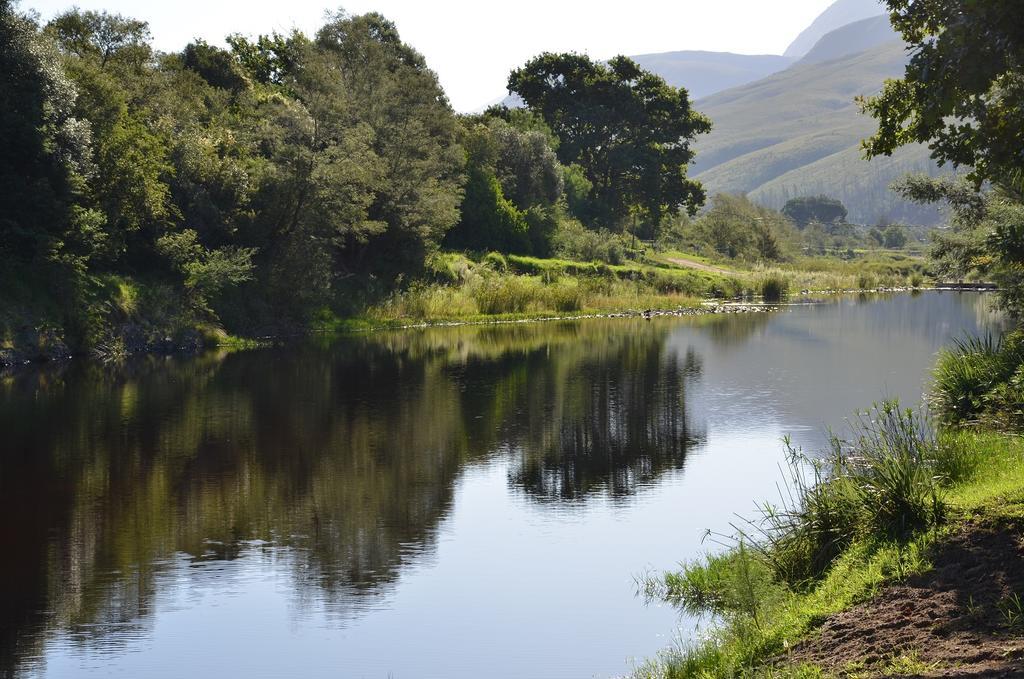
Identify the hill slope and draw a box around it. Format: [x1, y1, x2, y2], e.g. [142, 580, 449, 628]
[629, 51, 794, 100]
[797, 15, 898, 65]
[692, 33, 945, 225]
[784, 0, 887, 58]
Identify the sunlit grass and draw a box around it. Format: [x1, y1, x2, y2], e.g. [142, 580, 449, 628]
[635, 410, 1024, 679]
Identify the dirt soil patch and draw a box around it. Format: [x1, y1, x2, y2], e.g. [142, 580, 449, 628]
[787, 515, 1024, 677]
[663, 256, 736, 276]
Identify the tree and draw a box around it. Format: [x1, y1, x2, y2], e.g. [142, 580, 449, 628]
[694, 195, 794, 262]
[781, 196, 848, 229]
[863, 5, 1024, 315]
[868, 227, 885, 246]
[47, 10, 174, 266]
[0, 3, 96, 264]
[249, 41, 383, 312]
[489, 119, 563, 211]
[883, 225, 907, 249]
[45, 9, 151, 70]
[315, 12, 464, 278]
[508, 53, 710, 233]
[861, 0, 1024, 193]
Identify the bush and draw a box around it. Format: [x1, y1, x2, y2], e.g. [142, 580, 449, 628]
[552, 220, 625, 264]
[759, 274, 789, 302]
[482, 251, 509, 273]
[932, 333, 1024, 425]
[425, 252, 474, 284]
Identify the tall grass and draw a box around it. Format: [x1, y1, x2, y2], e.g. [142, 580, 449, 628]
[637, 413, 1024, 679]
[758, 274, 790, 302]
[932, 333, 1024, 426]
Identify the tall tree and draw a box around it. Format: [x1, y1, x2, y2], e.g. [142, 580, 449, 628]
[863, 2, 1024, 315]
[0, 2, 95, 264]
[315, 12, 464, 277]
[508, 53, 710, 233]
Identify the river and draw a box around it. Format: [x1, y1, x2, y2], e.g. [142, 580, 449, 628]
[0, 292, 1004, 678]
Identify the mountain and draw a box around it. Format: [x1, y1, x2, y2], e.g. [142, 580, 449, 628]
[692, 25, 945, 225]
[783, 0, 887, 58]
[797, 15, 898, 65]
[492, 51, 793, 111]
[629, 51, 794, 100]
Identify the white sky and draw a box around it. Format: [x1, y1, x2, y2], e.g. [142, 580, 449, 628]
[22, 0, 836, 111]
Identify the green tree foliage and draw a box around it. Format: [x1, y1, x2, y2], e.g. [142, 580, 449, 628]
[862, 0, 1024, 193]
[863, 4, 1024, 315]
[314, 12, 464, 278]
[447, 166, 530, 254]
[0, 3, 95, 265]
[508, 53, 710, 233]
[444, 121, 529, 254]
[692, 195, 795, 261]
[883, 225, 907, 249]
[45, 7, 151, 70]
[2, 3, 473, 335]
[894, 174, 1024, 311]
[781, 195, 848, 230]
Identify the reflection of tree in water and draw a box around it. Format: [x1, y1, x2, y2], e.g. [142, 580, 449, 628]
[507, 337, 705, 501]
[0, 317, 706, 675]
[0, 346, 472, 676]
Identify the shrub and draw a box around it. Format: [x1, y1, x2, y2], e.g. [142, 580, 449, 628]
[857, 273, 877, 290]
[552, 220, 625, 264]
[482, 251, 509, 273]
[425, 252, 474, 284]
[759, 274, 789, 302]
[932, 332, 1024, 425]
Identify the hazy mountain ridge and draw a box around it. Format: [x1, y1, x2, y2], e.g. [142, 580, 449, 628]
[797, 15, 898, 65]
[629, 51, 795, 100]
[489, 0, 945, 224]
[783, 0, 887, 58]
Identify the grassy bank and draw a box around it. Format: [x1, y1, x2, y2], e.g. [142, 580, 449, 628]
[336, 249, 934, 328]
[635, 400, 1024, 678]
[1, 247, 933, 364]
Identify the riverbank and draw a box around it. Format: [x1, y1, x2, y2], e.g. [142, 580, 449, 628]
[636, 416, 1024, 678]
[0, 248, 935, 368]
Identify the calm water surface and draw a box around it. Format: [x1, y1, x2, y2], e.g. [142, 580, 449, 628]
[0, 292, 1004, 678]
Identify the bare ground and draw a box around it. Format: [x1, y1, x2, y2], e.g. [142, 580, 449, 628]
[662, 256, 737, 276]
[786, 512, 1024, 678]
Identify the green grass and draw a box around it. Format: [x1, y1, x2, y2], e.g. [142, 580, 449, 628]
[636, 411, 1024, 679]
[932, 333, 1024, 427]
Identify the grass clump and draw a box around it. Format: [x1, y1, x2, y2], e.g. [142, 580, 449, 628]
[634, 399, 1015, 679]
[856, 273, 877, 290]
[759, 274, 790, 302]
[738, 402, 944, 590]
[932, 332, 1024, 426]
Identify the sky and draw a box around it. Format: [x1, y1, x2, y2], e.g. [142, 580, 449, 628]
[22, 0, 837, 112]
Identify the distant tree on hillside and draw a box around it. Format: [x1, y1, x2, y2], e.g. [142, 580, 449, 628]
[508, 53, 710, 235]
[782, 195, 848, 229]
[883, 225, 907, 249]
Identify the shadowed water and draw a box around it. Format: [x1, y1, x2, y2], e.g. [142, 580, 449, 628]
[0, 292, 1004, 679]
